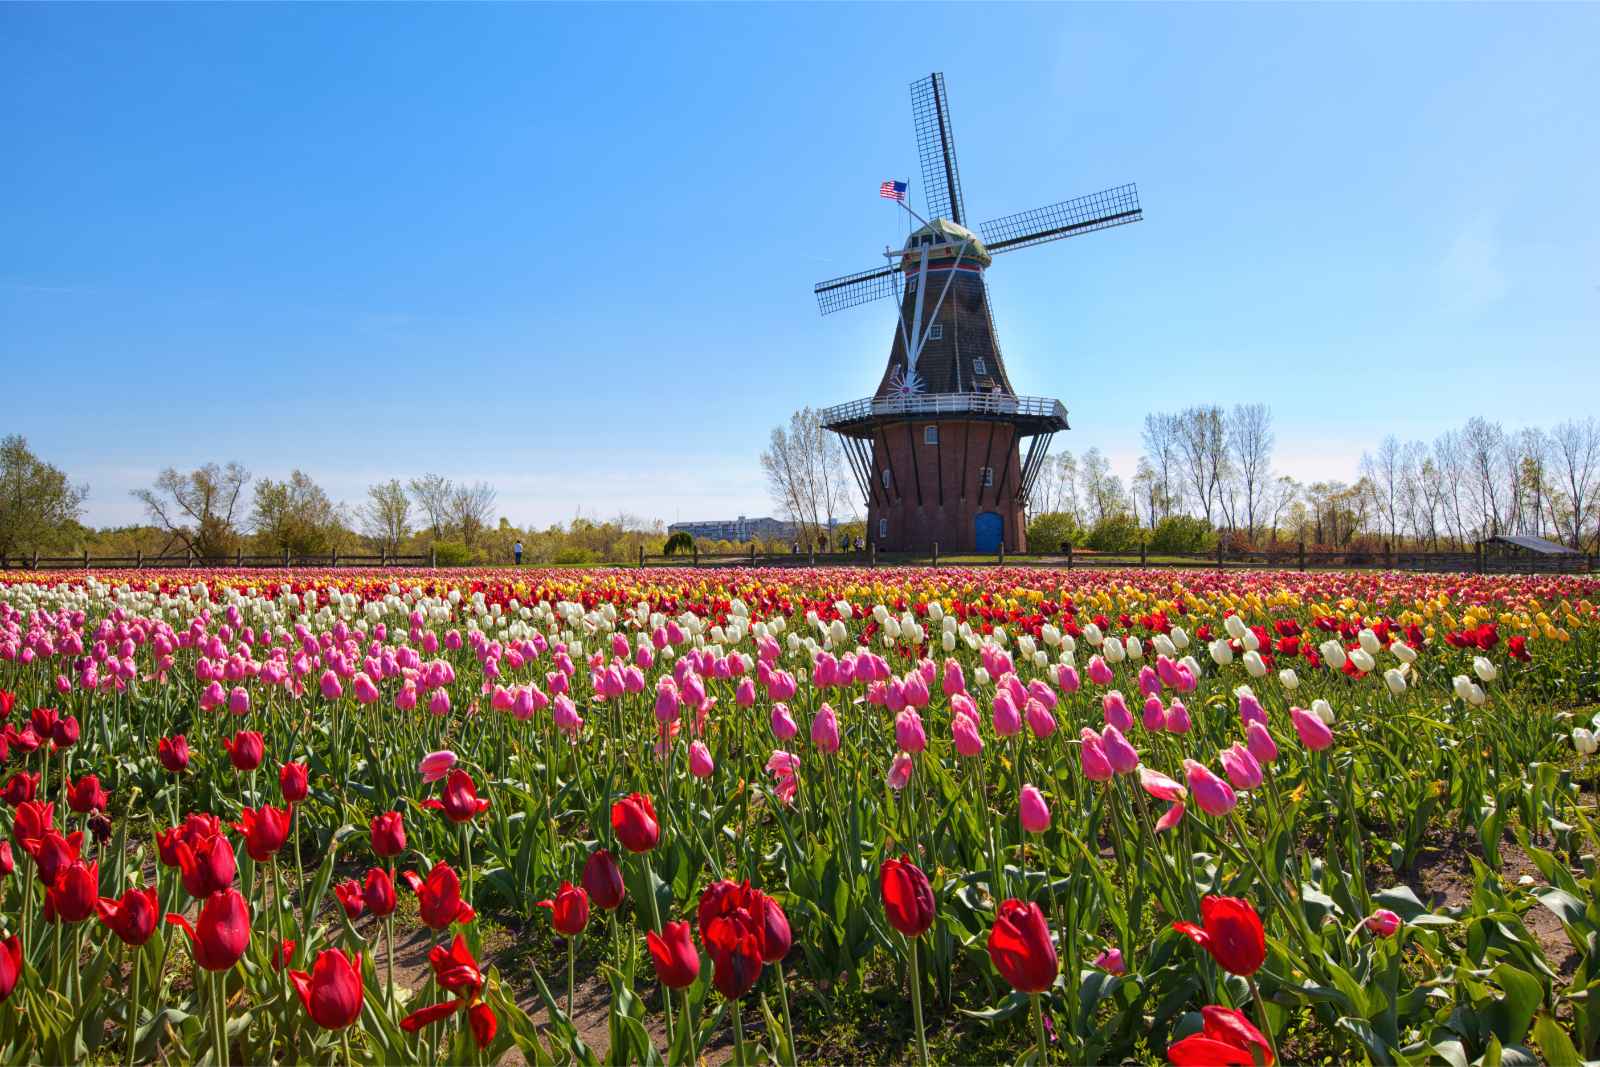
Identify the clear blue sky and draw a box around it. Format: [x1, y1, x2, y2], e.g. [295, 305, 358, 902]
[4, 3, 1596, 529]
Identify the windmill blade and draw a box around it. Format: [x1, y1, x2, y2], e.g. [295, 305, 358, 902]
[910, 73, 966, 226]
[980, 183, 1142, 255]
[814, 264, 901, 315]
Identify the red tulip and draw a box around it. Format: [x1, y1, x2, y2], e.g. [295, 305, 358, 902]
[987, 899, 1058, 993]
[0, 690, 12, 717]
[582, 849, 626, 911]
[1, 772, 38, 806]
[647, 920, 701, 989]
[363, 867, 396, 918]
[370, 811, 406, 857]
[754, 892, 790, 964]
[166, 888, 251, 971]
[44, 859, 99, 923]
[422, 769, 490, 824]
[467, 1002, 497, 1048]
[30, 707, 58, 741]
[175, 833, 237, 898]
[51, 715, 79, 750]
[333, 879, 364, 919]
[880, 855, 935, 938]
[610, 793, 659, 853]
[233, 804, 291, 862]
[96, 886, 160, 945]
[1168, 1005, 1275, 1065]
[0, 842, 12, 878]
[1173, 895, 1266, 977]
[399, 935, 496, 1048]
[279, 762, 309, 803]
[427, 933, 485, 997]
[401, 996, 498, 1050]
[66, 774, 108, 814]
[0, 936, 19, 1003]
[537, 881, 589, 937]
[289, 948, 364, 1031]
[222, 731, 264, 772]
[401, 862, 476, 929]
[11, 799, 52, 849]
[273, 938, 297, 971]
[28, 829, 83, 887]
[157, 813, 222, 869]
[704, 914, 764, 1000]
[157, 735, 190, 773]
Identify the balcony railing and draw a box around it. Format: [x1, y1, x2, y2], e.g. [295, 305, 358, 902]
[821, 392, 1067, 426]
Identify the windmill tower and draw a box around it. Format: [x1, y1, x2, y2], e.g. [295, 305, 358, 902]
[816, 73, 1142, 554]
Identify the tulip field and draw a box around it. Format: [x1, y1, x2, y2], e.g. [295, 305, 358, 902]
[1, 566, 1599, 1066]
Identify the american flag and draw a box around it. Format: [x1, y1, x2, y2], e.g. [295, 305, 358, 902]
[879, 179, 907, 202]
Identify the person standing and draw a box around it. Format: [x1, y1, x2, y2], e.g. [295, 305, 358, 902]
[513, 540, 523, 566]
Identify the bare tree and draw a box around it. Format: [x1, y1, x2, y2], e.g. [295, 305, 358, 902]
[1552, 418, 1600, 550]
[251, 470, 344, 555]
[1462, 417, 1506, 537]
[0, 435, 87, 559]
[1079, 448, 1128, 525]
[1226, 404, 1273, 539]
[760, 408, 853, 547]
[1175, 406, 1229, 527]
[1265, 475, 1300, 539]
[359, 479, 412, 554]
[1140, 413, 1183, 521]
[133, 462, 250, 558]
[448, 482, 497, 548]
[408, 474, 453, 539]
[1360, 435, 1404, 543]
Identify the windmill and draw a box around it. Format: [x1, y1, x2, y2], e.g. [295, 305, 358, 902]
[816, 72, 1142, 554]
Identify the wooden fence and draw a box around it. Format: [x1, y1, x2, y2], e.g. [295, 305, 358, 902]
[0, 548, 433, 571]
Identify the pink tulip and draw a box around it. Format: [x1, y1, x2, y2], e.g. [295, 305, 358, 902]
[553, 693, 584, 736]
[1102, 690, 1132, 733]
[950, 692, 978, 723]
[427, 689, 451, 717]
[951, 714, 984, 757]
[1055, 664, 1081, 693]
[689, 741, 715, 778]
[1093, 947, 1126, 974]
[1245, 721, 1278, 765]
[1139, 766, 1186, 802]
[771, 703, 798, 741]
[1025, 699, 1056, 740]
[1155, 801, 1186, 833]
[895, 708, 927, 754]
[352, 673, 379, 705]
[319, 670, 342, 701]
[1218, 743, 1263, 791]
[228, 686, 251, 716]
[810, 704, 840, 754]
[1101, 724, 1140, 775]
[1290, 706, 1334, 751]
[1087, 655, 1114, 686]
[1238, 691, 1266, 727]
[993, 691, 1022, 737]
[1142, 696, 1166, 732]
[1019, 784, 1051, 833]
[1182, 759, 1238, 816]
[1364, 909, 1401, 938]
[902, 672, 931, 709]
[735, 678, 756, 708]
[654, 680, 680, 723]
[1137, 665, 1161, 699]
[942, 659, 966, 696]
[886, 752, 914, 791]
[1079, 728, 1113, 782]
[1164, 698, 1192, 734]
[419, 750, 457, 782]
[1026, 679, 1057, 710]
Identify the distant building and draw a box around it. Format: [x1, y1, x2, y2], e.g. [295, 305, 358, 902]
[668, 516, 829, 543]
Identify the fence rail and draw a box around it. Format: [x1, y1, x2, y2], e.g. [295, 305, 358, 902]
[0, 550, 433, 571]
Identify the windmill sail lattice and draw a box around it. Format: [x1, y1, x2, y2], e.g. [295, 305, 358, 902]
[814, 72, 1143, 553]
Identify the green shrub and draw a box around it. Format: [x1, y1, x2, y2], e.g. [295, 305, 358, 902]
[432, 541, 471, 566]
[1085, 514, 1141, 553]
[1026, 512, 1083, 553]
[553, 547, 598, 565]
[1149, 515, 1215, 555]
[663, 532, 694, 557]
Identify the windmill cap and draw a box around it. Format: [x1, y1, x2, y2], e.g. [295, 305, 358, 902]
[902, 218, 992, 267]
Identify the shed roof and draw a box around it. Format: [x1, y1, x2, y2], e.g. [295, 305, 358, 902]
[1487, 534, 1582, 556]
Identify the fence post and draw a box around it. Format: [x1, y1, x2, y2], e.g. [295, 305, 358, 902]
[639, 544, 645, 568]
[1140, 541, 1147, 568]
[998, 540, 1005, 566]
[870, 543, 877, 568]
[1216, 539, 1224, 568]
[331, 548, 338, 568]
[83, 549, 89, 570]
[380, 549, 387, 567]
[932, 541, 939, 567]
[429, 544, 437, 569]
[693, 545, 699, 567]
[284, 548, 291, 568]
[1297, 541, 1306, 570]
[1384, 541, 1392, 570]
[135, 550, 142, 569]
[1474, 541, 1484, 574]
[750, 543, 756, 565]
[185, 547, 193, 566]
[1066, 543, 1073, 571]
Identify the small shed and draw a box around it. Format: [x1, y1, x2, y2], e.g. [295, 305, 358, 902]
[1480, 535, 1590, 574]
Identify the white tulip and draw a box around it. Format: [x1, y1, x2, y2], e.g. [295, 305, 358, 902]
[1171, 627, 1191, 650]
[1349, 648, 1376, 674]
[1103, 636, 1126, 663]
[993, 626, 1009, 647]
[1034, 650, 1049, 669]
[1573, 728, 1599, 756]
[1125, 635, 1144, 660]
[872, 604, 889, 625]
[1061, 634, 1077, 654]
[1390, 640, 1417, 664]
[1452, 675, 1474, 702]
[1209, 639, 1234, 666]
[1224, 615, 1248, 640]
[1180, 655, 1203, 679]
[927, 601, 944, 623]
[1083, 623, 1104, 646]
[1312, 698, 1336, 725]
[1383, 668, 1407, 695]
[942, 630, 957, 652]
[829, 619, 847, 645]
[884, 618, 901, 640]
[1472, 656, 1498, 683]
[975, 667, 991, 687]
[834, 600, 854, 620]
[1152, 634, 1176, 658]
[1242, 630, 1260, 652]
[1358, 628, 1380, 655]
[1244, 650, 1267, 678]
[1234, 683, 1258, 702]
[1319, 640, 1347, 670]
[1017, 635, 1037, 659]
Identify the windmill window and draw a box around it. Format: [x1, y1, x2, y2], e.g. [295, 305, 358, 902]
[926, 324, 943, 341]
[924, 425, 938, 445]
[980, 466, 994, 487]
[878, 518, 888, 538]
[881, 469, 892, 489]
[973, 357, 987, 376]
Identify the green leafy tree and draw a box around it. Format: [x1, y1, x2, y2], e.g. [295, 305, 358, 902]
[0, 435, 87, 559]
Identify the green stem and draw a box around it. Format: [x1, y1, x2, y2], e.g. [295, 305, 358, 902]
[680, 988, 697, 1067]
[732, 997, 748, 1066]
[907, 938, 929, 1067]
[1249, 978, 1281, 1067]
[126, 944, 141, 1067]
[1032, 992, 1047, 1065]
[776, 962, 797, 1067]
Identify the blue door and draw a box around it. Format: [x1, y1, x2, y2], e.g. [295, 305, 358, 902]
[974, 511, 1003, 553]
